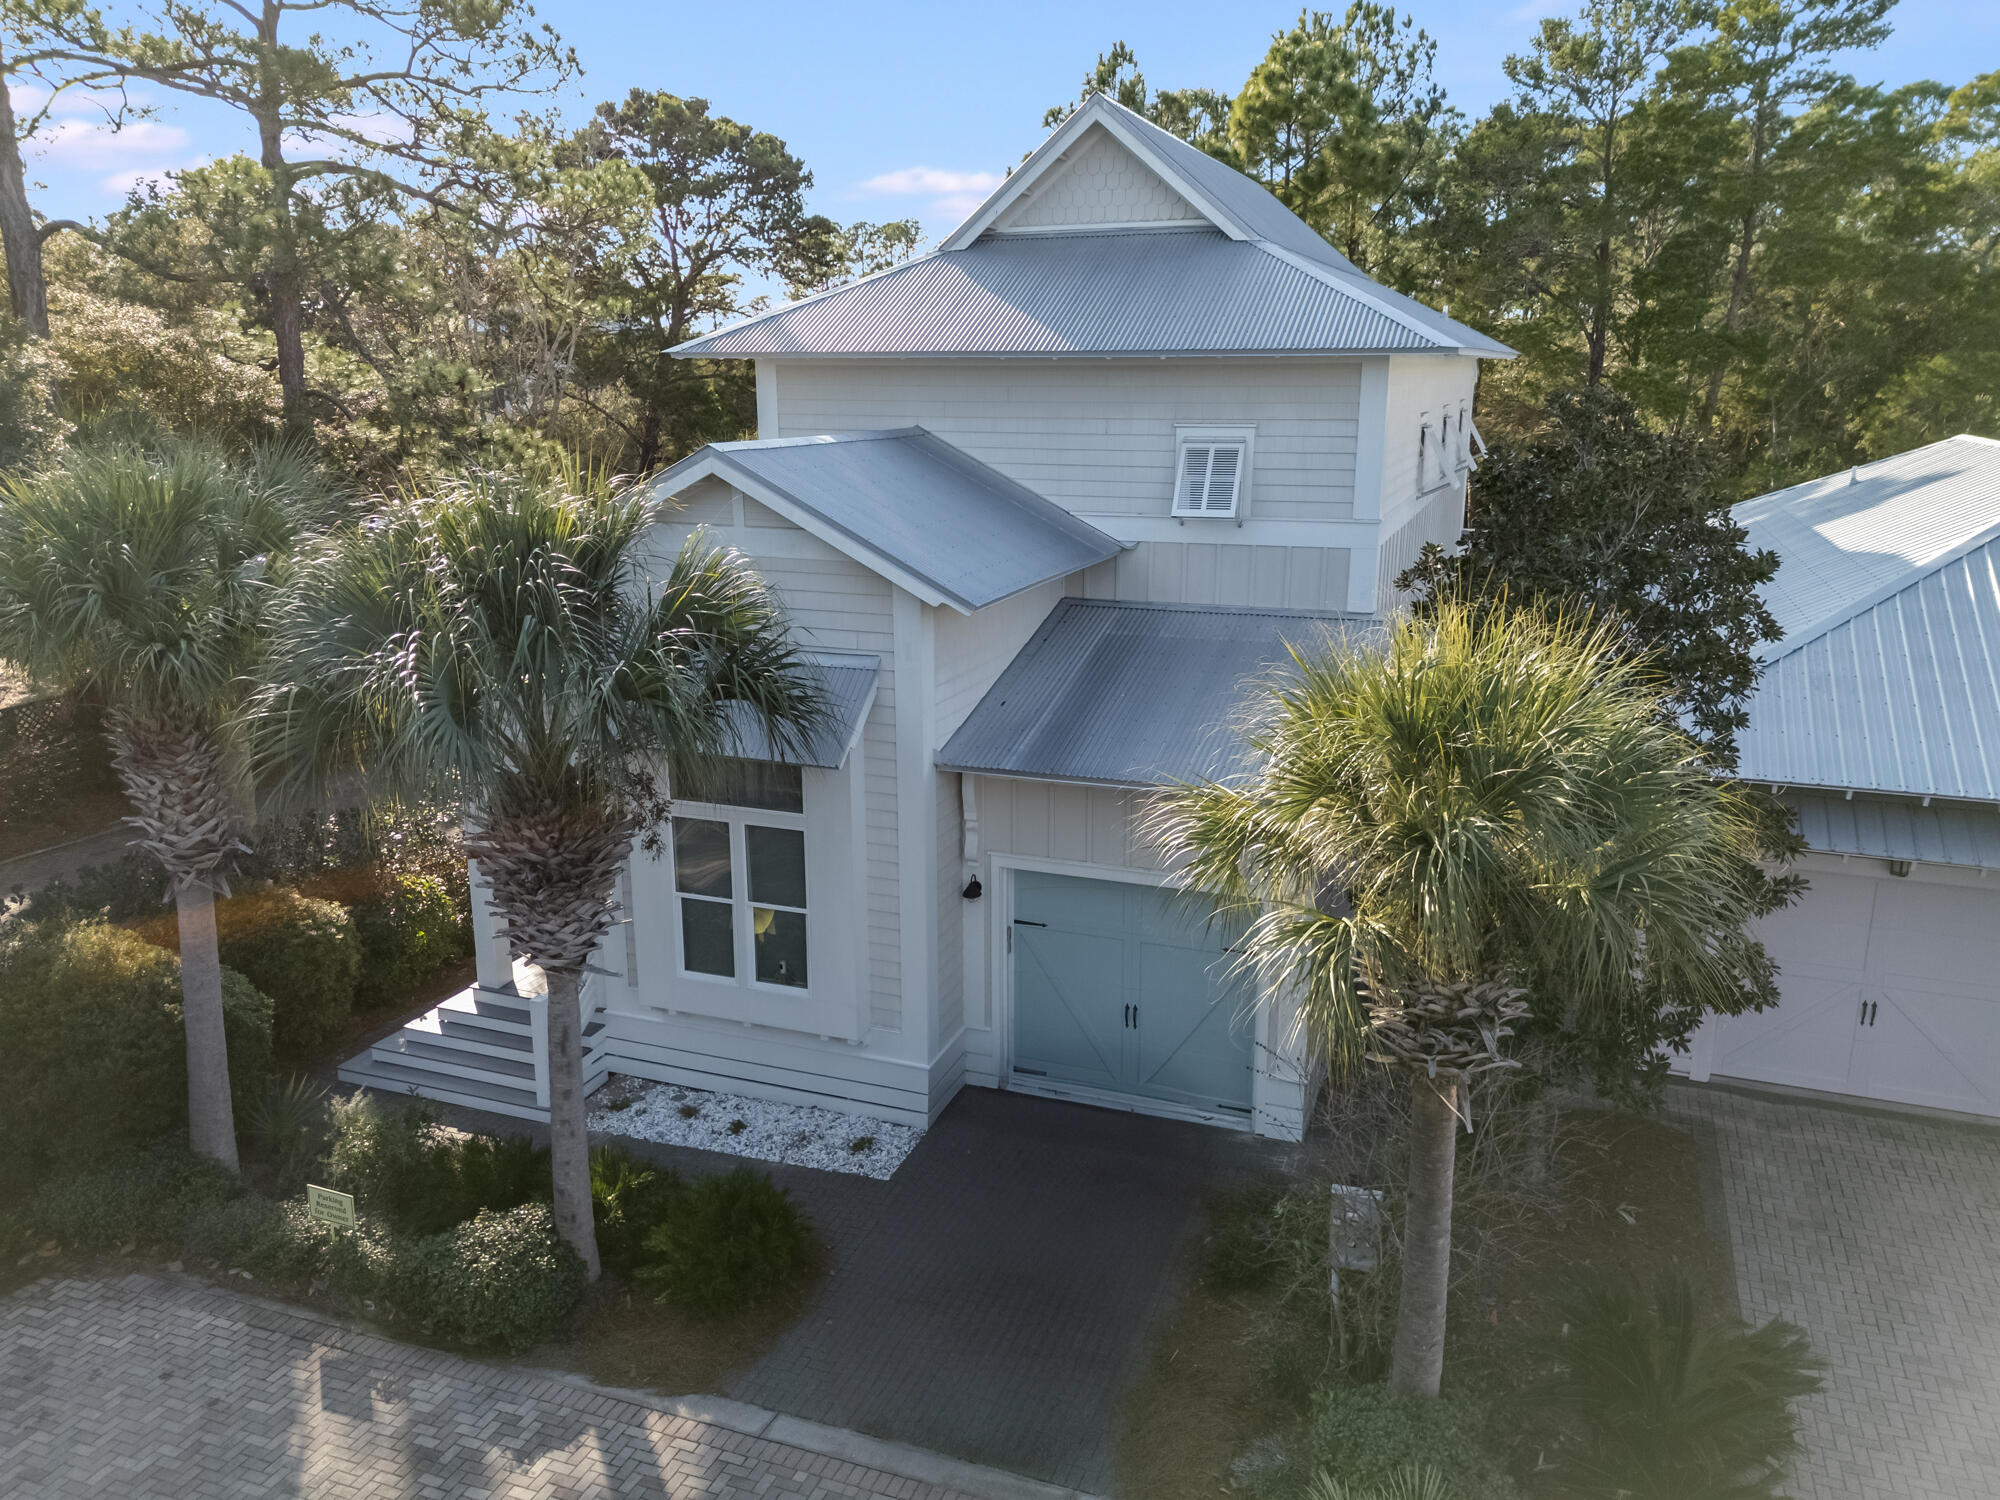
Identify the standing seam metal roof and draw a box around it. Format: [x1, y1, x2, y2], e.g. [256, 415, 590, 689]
[650, 428, 1126, 614]
[721, 651, 877, 769]
[936, 597, 1379, 787]
[1734, 436, 2000, 802]
[671, 229, 1484, 358]
[672, 95, 1511, 362]
[1783, 789, 2000, 871]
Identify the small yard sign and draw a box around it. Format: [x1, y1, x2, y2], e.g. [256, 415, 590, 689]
[306, 1184, 357, 1229]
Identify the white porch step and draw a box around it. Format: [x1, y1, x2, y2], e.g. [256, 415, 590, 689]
[337, 1054, 547, 1120]
[337, 976, 613, 1125]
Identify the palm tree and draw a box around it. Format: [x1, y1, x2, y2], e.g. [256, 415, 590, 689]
[0, 439, 329, 1169]
[263, 471, 826, 1277]
[1151, 605, 1767, 1397]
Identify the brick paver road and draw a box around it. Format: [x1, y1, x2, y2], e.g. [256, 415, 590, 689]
[0, 1274, 1047, 1500]
[1667, 1084, 2000, 1499]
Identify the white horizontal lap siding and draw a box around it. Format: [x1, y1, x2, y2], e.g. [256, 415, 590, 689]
[1377, 354, 1476, 541]
[935, 770, 964, 1046]
[647, 505, 903, 1036]
[769, 358, 1361, 523]
[932, 579, 1071, 742]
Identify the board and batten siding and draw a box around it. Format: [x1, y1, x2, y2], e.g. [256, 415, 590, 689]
[649, 482, 904, 1035]
[766, 358, 1362, 525]
[1078, 539, 1352, 613]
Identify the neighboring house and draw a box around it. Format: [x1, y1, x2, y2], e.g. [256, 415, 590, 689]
[1680, 434, 2000, 1119]
[340, 95, 1512, 1140]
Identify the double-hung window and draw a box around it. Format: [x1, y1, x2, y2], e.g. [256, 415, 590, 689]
[672, 759, 809, 992]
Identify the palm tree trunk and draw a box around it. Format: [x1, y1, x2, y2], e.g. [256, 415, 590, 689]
[543, 967, 602, 1281]
[175, 884, 240, 1171]
[1389, 1071, 1459, 1396]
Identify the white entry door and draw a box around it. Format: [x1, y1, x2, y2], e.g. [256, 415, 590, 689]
[1709, 869, 2000, 1117]
[1010, 869, 1255, 1120]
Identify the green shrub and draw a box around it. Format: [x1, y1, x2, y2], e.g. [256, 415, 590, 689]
[1527, 1274, 1823, 1499]
[387, 1203, 586, 1351]
[324, 1092, 546, 1235]
[214, 890, 360, 1056]
[183, 1194, 337, 1290]
[1282, 1384, 1516, 1500]
[350, 872, 469, 1008]
[9, 1145, 239, 1256]
[27, 850, 182, 922]
[590, 1143, 685, 1276]
[637, 1168, 817, 1318]
[0, 918, 273, 1172]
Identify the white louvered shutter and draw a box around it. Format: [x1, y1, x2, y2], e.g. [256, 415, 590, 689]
[1174, 440, 1246, 517]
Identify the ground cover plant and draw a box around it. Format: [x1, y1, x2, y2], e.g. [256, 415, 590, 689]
[1114, 1086, 1791, 1500]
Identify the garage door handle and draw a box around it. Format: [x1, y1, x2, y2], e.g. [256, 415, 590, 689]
[1014, 918, 1047, 927]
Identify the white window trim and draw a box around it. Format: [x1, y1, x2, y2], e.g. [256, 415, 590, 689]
[671, 797, 812, 998]
[1172, 424, 1256, 520]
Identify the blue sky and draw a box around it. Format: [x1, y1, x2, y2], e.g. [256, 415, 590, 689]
[20, 0, 1993, 238]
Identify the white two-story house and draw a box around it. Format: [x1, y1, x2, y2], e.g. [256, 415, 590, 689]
[342, 95, 1513, 1141]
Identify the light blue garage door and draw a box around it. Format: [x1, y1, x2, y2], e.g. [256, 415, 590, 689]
[1011, 869, 1255, 1118]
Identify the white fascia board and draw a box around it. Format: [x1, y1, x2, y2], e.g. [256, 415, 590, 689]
[647, 452, 961, 612]
[939, 98, 1247, 253]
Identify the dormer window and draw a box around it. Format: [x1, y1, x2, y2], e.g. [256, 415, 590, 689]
[1173, 426, 1254, 518]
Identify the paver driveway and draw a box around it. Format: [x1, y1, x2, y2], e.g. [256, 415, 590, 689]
[1667, 1084, 2000, 1499]
[0, 1273, 1075, 1500]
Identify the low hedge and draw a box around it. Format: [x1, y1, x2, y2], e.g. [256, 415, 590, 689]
[324, 1093, 547, 1236]
[4, 1145, 240, 1257]
[386, 1204, 587, 1352]
[1278, 1384, 1517, 1500]
[0, 919, 274, 1173]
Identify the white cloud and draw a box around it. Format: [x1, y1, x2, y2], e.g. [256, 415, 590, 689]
[30, 118, 190, 172]
[858, 165, 1003, 225]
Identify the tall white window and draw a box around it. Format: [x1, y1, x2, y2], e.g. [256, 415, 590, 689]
[672, 759, 809, 991]
[1173, 426, 1255, 518]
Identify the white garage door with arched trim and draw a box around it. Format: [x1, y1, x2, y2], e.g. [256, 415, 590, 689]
[1007, 869, 1255, 1124]
[1707, 867, 2000, 1118]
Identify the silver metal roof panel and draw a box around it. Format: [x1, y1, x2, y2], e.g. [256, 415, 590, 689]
[721, 651, 878, 769]
[1784, 789, 2000, 872]
[673, 229, 1506, 360]
[1738, 533, 2000, 801]
[651, 429, 1126, 614]
[937, 597, 1379, 787]
[1736, 435, 2000, 651]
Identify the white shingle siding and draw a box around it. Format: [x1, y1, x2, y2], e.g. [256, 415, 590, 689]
[767, 357, 1361, 523]
[993, 124, 1203, 231]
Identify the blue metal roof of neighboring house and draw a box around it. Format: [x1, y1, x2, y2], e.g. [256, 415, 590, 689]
[722, 651, 877, 769]
[936, 598, 1379, 788]
[1737, 435, 2000, 650]
[672, 95, 1512, 363]
[650, 429, 1126, 614]
[1783, 789, 2000, 872]
[1734, 436, 2000, 802]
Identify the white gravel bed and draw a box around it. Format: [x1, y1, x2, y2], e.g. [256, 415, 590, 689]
[587, 1074, 923, 1180]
